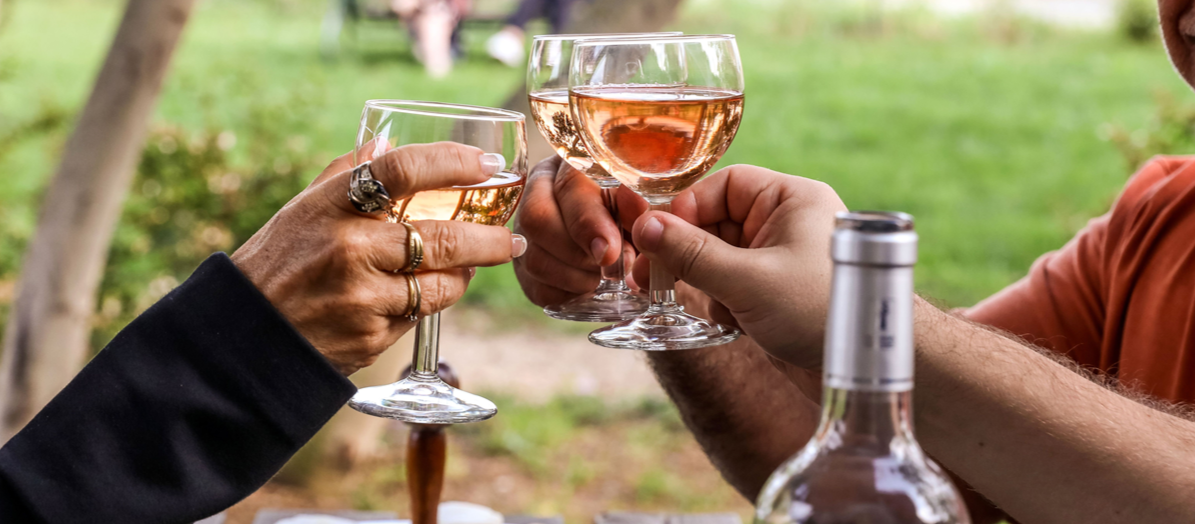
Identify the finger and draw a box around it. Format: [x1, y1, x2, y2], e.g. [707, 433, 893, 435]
[707, 300, 741, 331]
[630, 254, 650, 289]
[553, 162, 623, 266]
[514, 263, 592, 307]
[311, 137, 395, 188]
[632, 210, 745, 303]
[319, 141, 503, 216]
[676, 164, 833, 248]
[356, 219, 524, 272]
[378, 267, 473, 318]
[615, 185, 649, 231]
[513, 157, 596, 268]
[515, 242, 600, 295]
[372, 142, 500, 199]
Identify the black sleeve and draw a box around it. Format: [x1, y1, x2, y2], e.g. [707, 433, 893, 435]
[0, 253, 357, 524]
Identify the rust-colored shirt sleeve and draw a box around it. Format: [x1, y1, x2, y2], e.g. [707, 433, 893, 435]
[964, 208, 1112, 368]
[965, 156, 1195, 402]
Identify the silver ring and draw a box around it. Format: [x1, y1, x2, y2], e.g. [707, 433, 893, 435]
[404, 272, 422, 322]
[348, 161, 391, 214]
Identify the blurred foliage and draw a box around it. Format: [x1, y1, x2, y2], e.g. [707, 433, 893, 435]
[0, 74, 68, 284]
[1102, 91, 1195, 170]
[459, 394, 686, 475]
[92, 90, 323, 348]
[696, 0, 1055, 45]
[4, 0, 1195, 352]
[1118, 0, 1159, 44]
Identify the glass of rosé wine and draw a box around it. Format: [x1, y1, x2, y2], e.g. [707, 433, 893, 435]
[348, 100, 527, 424]
[526, 32, 681, 323]
[569, 34, 745, 351]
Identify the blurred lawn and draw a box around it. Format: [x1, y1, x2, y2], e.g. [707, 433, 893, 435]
[2, 0, 1194, 320]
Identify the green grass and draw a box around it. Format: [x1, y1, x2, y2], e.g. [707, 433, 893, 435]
[2, 0, 1194, 324]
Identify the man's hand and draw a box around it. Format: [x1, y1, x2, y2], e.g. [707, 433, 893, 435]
[233, 142, 524, 376]
[512, 156, 636, 306]
[629, 164, 846, 369]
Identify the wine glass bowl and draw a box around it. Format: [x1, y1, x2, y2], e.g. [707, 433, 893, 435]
[348, 100, 526, 424]
[527, 33, 679, 324]
[528, 32, 682, 189]
[569, 85, 744, 202]
[569, 35, 745, 350]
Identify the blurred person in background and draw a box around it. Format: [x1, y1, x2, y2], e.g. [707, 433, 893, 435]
[485, 0, 579, 66]
[512, 0, 1195, 522]
[0, 143, 525, 524]
[392, 0, 473, 77]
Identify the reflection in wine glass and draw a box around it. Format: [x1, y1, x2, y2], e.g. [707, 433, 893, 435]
[349, 100, 527, 424]
[569, 35, 745, 350]
[526, 33, 679, 323]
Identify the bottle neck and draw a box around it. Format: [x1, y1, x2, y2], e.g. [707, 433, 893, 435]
[815, 387, 915, 449]
[820, 226, 918, 448]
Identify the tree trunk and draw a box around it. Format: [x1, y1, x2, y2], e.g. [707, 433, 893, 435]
[504, 0, 686, 163]
[0, 0, 197, 442]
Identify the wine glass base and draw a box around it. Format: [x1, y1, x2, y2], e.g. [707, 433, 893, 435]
[349, 375, 497, 424]
[587, 305, 741, 350]
[544, 288, 650, 323]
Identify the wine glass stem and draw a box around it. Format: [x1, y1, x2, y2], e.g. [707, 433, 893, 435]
[412, 313, 441, 378]
[599, 186, 629, 290]
[648, 201, 677, 308]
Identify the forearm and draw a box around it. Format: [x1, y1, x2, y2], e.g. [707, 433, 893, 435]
[0, 254, 356, 523]
[647, 336, 820, 500]
[913, 298, 1195, 523]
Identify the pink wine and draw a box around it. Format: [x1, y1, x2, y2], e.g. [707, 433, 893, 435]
[529, 89, 619, 187]
[391, 171, 524, 226]
[571, 85, 744, 201]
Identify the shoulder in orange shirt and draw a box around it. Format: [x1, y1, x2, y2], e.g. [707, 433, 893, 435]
[966, 156, 1195, 403]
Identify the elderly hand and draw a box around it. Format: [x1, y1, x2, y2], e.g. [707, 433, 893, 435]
[628, 165, 846, 370]
[232, 142, 523, 376]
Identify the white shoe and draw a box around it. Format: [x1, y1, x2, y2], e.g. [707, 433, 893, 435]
[486, 30, 525, 67]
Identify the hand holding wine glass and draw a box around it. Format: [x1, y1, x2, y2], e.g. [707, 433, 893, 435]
[348, 100, 527, 424]
[625, 164, 847, 369]
[570, 34, 747, 350]
[232, 142, 522, 376]
[525, 33, 679, 322]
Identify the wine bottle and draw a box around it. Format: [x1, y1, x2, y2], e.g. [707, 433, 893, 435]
[755, 211, 970, 524]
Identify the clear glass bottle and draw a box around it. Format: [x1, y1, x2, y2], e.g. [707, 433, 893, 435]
[755, 211, 970, 524]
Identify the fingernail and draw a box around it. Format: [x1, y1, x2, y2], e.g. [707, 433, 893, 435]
[468, 267, 477, 278]
[511, 234, 528, 258]
[590, 238, 609, 264]
[480, 153, 506, 175]
[639, 217, 663, 252]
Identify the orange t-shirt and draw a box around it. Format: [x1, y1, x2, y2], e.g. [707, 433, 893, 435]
[965, 156, 1195, 403]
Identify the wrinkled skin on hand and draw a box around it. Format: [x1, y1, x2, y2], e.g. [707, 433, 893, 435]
[234, 142, 522, 376]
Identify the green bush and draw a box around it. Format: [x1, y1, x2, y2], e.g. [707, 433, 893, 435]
[93, 94, 324, 349]
[1101, 92, 1195, 171]
[1118, 0, 1159, 43]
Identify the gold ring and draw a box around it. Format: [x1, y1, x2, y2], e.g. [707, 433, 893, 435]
[402, 221, 424, 273]
[404, 272, 422, 322]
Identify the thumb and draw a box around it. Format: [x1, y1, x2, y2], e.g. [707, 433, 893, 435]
[632, 211, 741, 301]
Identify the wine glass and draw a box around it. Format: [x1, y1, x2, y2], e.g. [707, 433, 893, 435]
[348, 100, 527, 423]
[527, 32, 681, 323]
[569, 35, 745, 350]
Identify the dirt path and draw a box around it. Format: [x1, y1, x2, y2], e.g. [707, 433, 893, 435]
[436, 308, 666, 401]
